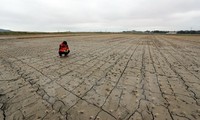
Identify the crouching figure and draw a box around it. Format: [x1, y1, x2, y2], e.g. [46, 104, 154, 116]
[59, 41, 70, 57]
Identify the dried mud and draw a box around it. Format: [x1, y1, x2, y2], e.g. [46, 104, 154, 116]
[0, 34, 200, 120]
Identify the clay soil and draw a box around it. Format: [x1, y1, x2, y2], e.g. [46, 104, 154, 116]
[0, 34, 200, 120]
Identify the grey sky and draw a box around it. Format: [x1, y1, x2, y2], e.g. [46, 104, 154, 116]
[0, 0, 200, 32]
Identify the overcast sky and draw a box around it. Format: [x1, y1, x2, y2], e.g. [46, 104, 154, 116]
[0, 0, 200, 32]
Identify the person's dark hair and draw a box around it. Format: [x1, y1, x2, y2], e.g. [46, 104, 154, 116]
[63, 41, 67, 45]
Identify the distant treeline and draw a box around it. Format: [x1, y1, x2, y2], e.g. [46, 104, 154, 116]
[0, 31, 71, 35]
[177, 30, 200, 34]
[149, 30, 200, 34]
[147, 30, 200, 34]
[150, 30, 168, 34]
[1, 30, 200, 35]
[122, 30, 200, 34]
[0, 31, 116, 35]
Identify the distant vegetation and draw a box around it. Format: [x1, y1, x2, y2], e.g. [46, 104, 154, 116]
[0, 31, 71, 35]
[0, 30, 71, 35]
[177, 30, 200, 34]
[1, 28, 200, 35]
[0, 28, 115, 35]
[123, 30, 200, 34]
[151, 30, 200, 34]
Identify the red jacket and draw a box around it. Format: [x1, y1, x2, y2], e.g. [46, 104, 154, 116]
[59, 43, 69, 52]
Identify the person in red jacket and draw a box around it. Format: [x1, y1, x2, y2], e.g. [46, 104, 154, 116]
[59, 41, 70, 57]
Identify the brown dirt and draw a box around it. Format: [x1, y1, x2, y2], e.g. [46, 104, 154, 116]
[0, 34, 200, 120]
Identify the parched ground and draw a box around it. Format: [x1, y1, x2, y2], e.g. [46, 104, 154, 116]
[0, 34, 200, 120]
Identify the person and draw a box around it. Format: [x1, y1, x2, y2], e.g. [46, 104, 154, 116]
[59, 41, 70, 57]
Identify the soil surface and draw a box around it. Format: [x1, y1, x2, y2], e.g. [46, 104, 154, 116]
[0, 34, 200, 120]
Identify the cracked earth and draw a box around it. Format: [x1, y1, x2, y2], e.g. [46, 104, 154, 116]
[0, 34, 200, 120]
